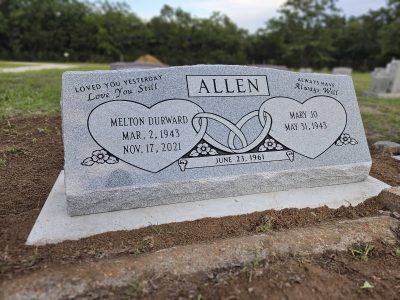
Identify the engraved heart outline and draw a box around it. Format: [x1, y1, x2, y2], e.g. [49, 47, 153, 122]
[261, 95, 348, 159]
[87, 99, 207, 173]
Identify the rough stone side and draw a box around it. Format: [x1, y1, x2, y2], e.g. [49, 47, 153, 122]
[67, 162, 371, 216]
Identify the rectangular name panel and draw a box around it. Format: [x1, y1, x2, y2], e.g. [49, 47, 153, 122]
[186, 75, 270, 97]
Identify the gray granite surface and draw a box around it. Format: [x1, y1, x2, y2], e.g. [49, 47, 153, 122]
[61, 65, 371, 216]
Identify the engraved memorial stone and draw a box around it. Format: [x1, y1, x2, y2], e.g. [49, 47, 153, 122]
[299, 68, 312, 73]
[366, 59, 400, 98]
[332, 67, 352, 76]
[110, 62, 168, 70]
[62, 65, 371, 216]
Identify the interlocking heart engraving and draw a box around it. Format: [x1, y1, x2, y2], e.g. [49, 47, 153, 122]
[87, 96, 347, 172]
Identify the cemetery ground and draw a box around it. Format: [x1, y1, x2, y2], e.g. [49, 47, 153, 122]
[0, 64, 400, 299]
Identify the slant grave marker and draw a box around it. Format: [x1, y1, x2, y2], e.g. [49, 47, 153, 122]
[61, 65, 372, 216]
[332, 67, 353, 76]
[365, 58, 400, 98]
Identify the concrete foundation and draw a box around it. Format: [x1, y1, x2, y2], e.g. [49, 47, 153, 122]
[26, 171, 390, 245]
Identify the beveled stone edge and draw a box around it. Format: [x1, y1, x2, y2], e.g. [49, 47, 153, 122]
[67, 161, 371, 216]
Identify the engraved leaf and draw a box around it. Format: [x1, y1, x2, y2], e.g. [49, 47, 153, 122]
[259, 145, 267, 152]
[190, 150, 199, 157]
[209, 149, 218, 155]
[350, 138, 358, 145]
[106, 156, 119, 164]
[81, 157, 95, 166]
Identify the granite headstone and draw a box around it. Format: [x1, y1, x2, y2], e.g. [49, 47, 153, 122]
[62, 65, 371, 216]
[110, 62, 168, 70]
[299, 68, 313, 73]
[332, 67, 352, 76]
[366, 59, 400, 98]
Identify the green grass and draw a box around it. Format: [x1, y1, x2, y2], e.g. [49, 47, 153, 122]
[0, 61, 32, 68]
[0, 63, 107, 118]
[0, 63, 399, 142]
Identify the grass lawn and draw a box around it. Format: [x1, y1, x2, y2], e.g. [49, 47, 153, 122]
[0, 64, 399, 142]
[0, 63, 107, 118]
[0, 61, 34, 68]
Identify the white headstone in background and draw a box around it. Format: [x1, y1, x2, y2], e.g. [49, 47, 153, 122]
[299, 68, 313, 73]
[110, 62, 168, 70]
[253, 64, 288, 70]
[366, 59, 400, 98]
[333, 67, 352, 76]
[61, 65, 371, 216]
[387, 59, 400, 93]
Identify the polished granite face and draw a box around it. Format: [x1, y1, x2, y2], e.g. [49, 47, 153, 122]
[61, 65, 371, 216]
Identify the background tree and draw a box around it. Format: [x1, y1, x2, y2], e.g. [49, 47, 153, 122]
[0, 0, 399, 70]
[253, 0, 343, 68]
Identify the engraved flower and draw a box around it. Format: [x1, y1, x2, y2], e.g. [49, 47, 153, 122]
[91, 149, 110, 164]
[336, 133, 358, 146]
[339, 133, 351, 145]
[190, 142, 218, 157]
[197, 143, 211, 155]
[264, 139, 277, 150]
[82, 149, 119, 166]
[259, 138, 283, 152]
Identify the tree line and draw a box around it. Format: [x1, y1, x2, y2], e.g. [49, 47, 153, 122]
[0, 0, 399, 70]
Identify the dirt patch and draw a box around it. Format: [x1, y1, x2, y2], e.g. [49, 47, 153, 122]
[1, 115, 399, 297]
[167, 244, 400, 300]
[370, 146, 400, 186]
[109, 243, 400, 300]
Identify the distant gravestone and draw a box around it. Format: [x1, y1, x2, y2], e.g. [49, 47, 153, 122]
[253, 64, 288, 71]
[62, 65, 371, 216]
[373, 140, 400, 154]
[110, 62, 168, 70]
[299, 68, 312, 73]
[366, 59, 400, 98]
[332, 67, 352, 76]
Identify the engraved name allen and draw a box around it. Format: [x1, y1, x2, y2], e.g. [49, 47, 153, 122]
[186, 75, 270, 97]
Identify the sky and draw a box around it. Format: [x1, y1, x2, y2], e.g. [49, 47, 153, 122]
[119, 0, 387, 32]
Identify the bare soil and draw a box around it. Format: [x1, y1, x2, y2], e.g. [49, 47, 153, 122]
[101, 243, 400, 300]
[1, 115, 399, 299]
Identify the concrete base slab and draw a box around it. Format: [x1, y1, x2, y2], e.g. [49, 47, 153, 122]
[27, 171, 390, 245]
